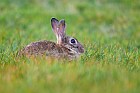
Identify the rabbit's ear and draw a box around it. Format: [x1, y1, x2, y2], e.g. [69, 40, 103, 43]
[56, 19, 66, 44]
[51, 18, 66, 44]
[51, 18, 59, 33]
[51, 18, 60, 44]
[58, 19, 66, 35]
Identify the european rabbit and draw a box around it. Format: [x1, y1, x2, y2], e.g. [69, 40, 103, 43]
[19, 18, 84, 59]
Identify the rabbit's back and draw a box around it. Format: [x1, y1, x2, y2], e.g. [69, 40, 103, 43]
[19, 40, 59, 56]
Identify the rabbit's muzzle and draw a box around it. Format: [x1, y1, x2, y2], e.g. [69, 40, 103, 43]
[78, 45, 84, 54]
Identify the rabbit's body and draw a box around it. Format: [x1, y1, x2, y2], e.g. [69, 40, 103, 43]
[19, 40, 80, 59]
[19, 18, 84, 59]
[19, 41, 57, 56]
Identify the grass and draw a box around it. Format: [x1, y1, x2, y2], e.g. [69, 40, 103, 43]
[0, 0, 140, 93]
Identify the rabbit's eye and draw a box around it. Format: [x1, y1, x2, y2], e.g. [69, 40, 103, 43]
[71, 39, 76, 44]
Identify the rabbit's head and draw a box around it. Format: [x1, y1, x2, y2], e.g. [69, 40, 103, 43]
[51, 18, 84, 54]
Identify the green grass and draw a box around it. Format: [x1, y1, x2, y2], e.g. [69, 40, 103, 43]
[0, 0, 140, 93]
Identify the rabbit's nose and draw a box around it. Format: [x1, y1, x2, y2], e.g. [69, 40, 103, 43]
[78, 46, 84, 53]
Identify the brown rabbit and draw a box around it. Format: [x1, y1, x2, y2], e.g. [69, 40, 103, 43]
[18, 18, 84, 59]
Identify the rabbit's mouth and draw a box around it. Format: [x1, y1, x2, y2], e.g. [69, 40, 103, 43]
[71, 46, 84, 54]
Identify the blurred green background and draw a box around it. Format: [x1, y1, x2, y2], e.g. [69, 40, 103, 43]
[0, 0, 140, 93]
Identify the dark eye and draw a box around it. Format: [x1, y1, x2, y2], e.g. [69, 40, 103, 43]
[71, 39, 76, 43]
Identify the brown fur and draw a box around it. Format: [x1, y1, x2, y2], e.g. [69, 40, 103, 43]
[18, 40, 78, 59]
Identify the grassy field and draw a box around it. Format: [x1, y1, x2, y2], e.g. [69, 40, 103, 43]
[0, 0, 140, 93]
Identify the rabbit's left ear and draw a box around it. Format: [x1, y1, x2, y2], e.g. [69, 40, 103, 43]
[58, 19, 66, 35]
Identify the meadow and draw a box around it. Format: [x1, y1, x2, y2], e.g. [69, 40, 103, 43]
[0, 0, 140, 93]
